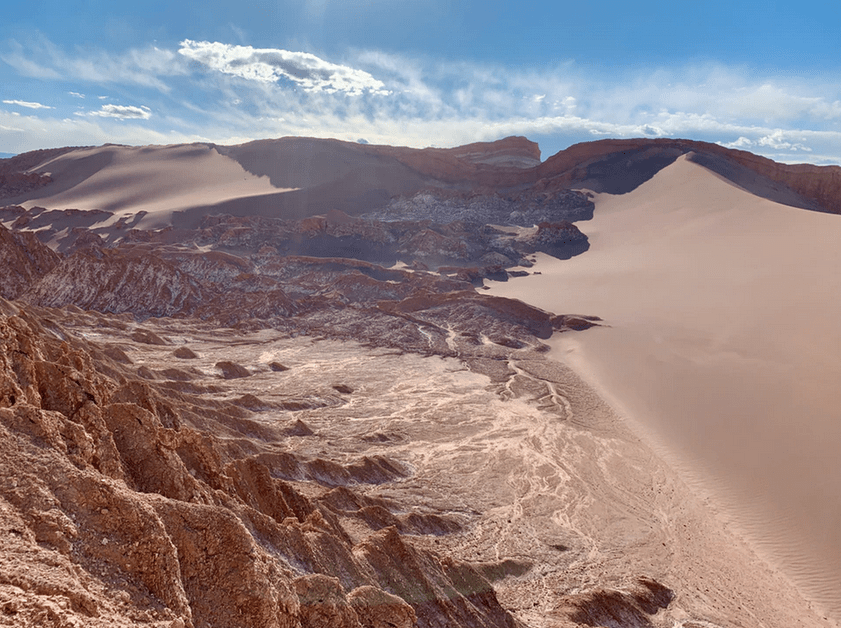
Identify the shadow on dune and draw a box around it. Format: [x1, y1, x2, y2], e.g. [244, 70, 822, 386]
[686, 151, 823, 212]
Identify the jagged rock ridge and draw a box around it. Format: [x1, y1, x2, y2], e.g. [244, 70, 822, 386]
[0, 299, 530, 627]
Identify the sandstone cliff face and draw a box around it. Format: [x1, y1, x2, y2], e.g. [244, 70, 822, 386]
[7, 135, 838, 225]
[24, 248, 207, 318]
[6, 203, 591, 334]
[0, 147, 79, 199]
[373, 136, 541, 184]
[256, 134, 835, 218]
[0, 172, 53, 197]
[697, 148, 841, 214]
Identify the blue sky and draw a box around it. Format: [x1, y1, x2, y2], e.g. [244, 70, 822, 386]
[1, 1, 840, 163]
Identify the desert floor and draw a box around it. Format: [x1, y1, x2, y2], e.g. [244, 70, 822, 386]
[52, 304, 832, 628]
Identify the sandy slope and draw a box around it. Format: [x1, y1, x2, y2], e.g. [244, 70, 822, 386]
[488, 155, 841, 624]
[7, 139, 441, 229]
[15, 144, 286, 228]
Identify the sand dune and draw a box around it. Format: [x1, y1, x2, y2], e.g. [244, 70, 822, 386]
[14, 143, 288, 228]
[488, 154, 841, 623]
[5, 139, 465, 229]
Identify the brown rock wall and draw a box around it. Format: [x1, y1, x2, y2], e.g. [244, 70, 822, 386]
[0, 303, 525, 627]
[0, 221, 61, 300]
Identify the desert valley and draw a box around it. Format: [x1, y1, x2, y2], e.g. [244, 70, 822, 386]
[0, 135, 839, 628]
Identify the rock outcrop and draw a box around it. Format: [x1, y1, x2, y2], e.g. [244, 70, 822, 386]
[0, 300, 524, 627]
[0, 172, 53, 197]
[0, 147, 80, 198]
[534, 137, 841, 213]
[0, 221, 61, 299]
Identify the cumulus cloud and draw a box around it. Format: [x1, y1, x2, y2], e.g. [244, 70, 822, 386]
[638, 124, 665, 137]
[178, 40, 389, 95]
[720, 136, 754, 149]
[87, 104, 152, 120]
[756, 129, 811, 152]
[3, 99, 53, 109]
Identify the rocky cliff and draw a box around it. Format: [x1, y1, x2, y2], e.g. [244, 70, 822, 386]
[0, 299, 527, 628]
[535, 138, 841, 213]
[0, 221, 61, 300]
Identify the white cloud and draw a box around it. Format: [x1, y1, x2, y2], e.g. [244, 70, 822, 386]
[178, 40, 389, 95]
[68, 91, 85, 99]
[559, 96, 577, 111]
[87, 104, 152, 120]
[3, 99, 53, 109]
[727, 83, 841, 122]
[720, 136, 754, 149]
[0, 109, 199, 155]
[756, 129, 812, 152]
[638, 124, 665, 137]
[3, 35, 841, 164]
[2, 38, 185, 91]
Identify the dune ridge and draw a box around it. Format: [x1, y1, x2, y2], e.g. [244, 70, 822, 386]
[488, 154, 841, 623]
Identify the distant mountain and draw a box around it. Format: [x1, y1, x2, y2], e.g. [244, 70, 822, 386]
[2, 137, 840, 227]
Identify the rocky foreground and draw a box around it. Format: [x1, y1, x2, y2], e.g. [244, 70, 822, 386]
[0, 296, 521, 628]
[0, 226, 654, 628]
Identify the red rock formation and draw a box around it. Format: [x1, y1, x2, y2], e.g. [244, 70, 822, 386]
[0, 172, 52, 197]
[0, 301, 527, 627]
[0, 221, 61, 299]
[561, 576, 673, 627]
[5, 136, 841, 221]
[374, 136, 541, 184]
[23, 247, 206, 317]
[348, 585, 416, 628]
[356, 526, 517, 628]
[0, 147, 80, 199]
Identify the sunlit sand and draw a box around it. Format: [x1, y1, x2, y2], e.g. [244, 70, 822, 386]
[488, 154, 841, 622]
[19, 144, 289, 228]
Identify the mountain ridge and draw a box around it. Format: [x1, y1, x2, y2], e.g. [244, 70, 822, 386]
[3, 136, 840, 222]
